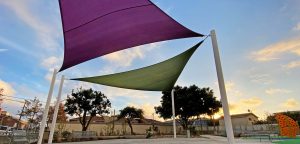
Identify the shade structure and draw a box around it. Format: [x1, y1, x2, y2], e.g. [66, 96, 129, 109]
[58, 0, 202, 71]
[72, 41, 203, 91]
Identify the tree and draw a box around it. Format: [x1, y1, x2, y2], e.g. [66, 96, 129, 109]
[206, 96, 222, 131]
[118, 106, 144, 135]
[266, 111, 300, 125]
[155, 85, 222, 130]
[0, 88, 3, 96]
[23, 97, 43, 130]
[64, 88, 111, 131]
[48, 103, 67, 142]
[48, 103, 67, 126]
[0, 88, 4, 109]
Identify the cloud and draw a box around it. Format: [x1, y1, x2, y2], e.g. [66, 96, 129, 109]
[228, 103, 239, 112]
[0, 36, 39, 58]
[283, 60, 300, 69]
[41, 56, 61, 69]
[265, 88, 292, 95]
[13, 84, 46, 100]
[223, 97, 263, 115]
[220, 103, 245, 115]
[102, 87, 151, 99]
[214, 81, 243, 98]
[293, 22, 300, 31]
[127, 103, 163, 121]
[281, 98, 299, 109]
[250, 37, 300, 62]
[249, 74, 273, 85]
[1, 101, 24, 117]
[240, 97, 263, 107]
[0, 49, 8, 52]
[151, 1, 174, 14]
[225, 81, 242, 97]
[40, 56, 63, 81]
[0, 0, 61, 51]
[0, 79, 16, 96]
[102, 47, 143, 67]
[101, 43, 163, 70]
[0, 80, 21, 115]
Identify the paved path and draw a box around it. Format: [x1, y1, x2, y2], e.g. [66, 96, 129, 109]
[56, 135, 273, 144]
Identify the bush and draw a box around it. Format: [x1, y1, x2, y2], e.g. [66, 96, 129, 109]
[146, 127, 153, 138]
[62, 131, 71, 139]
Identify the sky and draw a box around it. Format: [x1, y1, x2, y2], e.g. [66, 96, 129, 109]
[0, 0, 300, 121]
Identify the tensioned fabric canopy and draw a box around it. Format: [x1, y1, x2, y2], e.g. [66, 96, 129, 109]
[72, 41, 203, 91]
[58, 0, 202, 71]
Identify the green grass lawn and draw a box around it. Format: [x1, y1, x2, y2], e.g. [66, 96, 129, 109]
[273, 139, 300, 144]
[272, 136, 300, 144]
[241, 135, 300, 143]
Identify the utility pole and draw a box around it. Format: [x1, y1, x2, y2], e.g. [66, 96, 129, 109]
[112, 109, 115, 133]
[17, 100, 27, 129]
[152, 113, 155, 129]
[0, 88, 4, 110]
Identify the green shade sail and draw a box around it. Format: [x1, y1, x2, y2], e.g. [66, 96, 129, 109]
[72, 41, 203, 91]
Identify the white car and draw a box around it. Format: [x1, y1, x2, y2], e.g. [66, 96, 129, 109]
[0, 125, 12, 133]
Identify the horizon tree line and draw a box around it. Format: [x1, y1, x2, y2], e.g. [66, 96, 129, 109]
[1, 85, 223, 135]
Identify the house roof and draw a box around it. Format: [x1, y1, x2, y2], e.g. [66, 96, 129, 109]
[141, 118, 162, 124]
[274, 110, 300, 114]
[0, 115, 27, 124]
[220, 113, 259, 119]
[69, 116, 165, 125]
[69, 116, 108, 123]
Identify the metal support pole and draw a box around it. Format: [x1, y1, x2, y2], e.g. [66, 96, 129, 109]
[48, 75, 64, 144]
[171, 89, 176, 138]
[38, 69, 57, 144]
[210, 29, 235, 144]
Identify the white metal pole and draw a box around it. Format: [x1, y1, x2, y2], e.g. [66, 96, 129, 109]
[210, 29, 235, 144]
[48, 75, 65, 144]
[38, 69, 57, 144]
[171, 89, 176, 138]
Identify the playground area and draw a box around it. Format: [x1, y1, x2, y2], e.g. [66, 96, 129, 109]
[54, 135, 300, 144]
[1, 1, 300, 144]
[55, 136, 257, 144]
[55, 135, 300, 144]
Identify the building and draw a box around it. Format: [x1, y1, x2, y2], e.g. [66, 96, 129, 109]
[0, 111, 27, 129]
[274, 110, 300, 115]
[69, 116, 108, 124]
[192, 118, 211, 126]
[219, 113, 259, 126]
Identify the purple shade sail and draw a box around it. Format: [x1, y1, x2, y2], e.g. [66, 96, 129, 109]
[59, 0, 202, 71]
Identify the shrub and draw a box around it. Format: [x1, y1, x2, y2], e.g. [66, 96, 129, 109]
[62, 131, 71, 139]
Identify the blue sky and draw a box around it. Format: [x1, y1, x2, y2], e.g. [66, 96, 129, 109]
[0, 0, 300, 120]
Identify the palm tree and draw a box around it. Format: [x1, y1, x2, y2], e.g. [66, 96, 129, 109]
[118, 106, 144, 135]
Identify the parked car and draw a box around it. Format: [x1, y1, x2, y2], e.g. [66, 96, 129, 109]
[0, 125, 12, 132]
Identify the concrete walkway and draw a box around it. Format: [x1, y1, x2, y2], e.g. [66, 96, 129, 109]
[56, 135, 273, 144]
